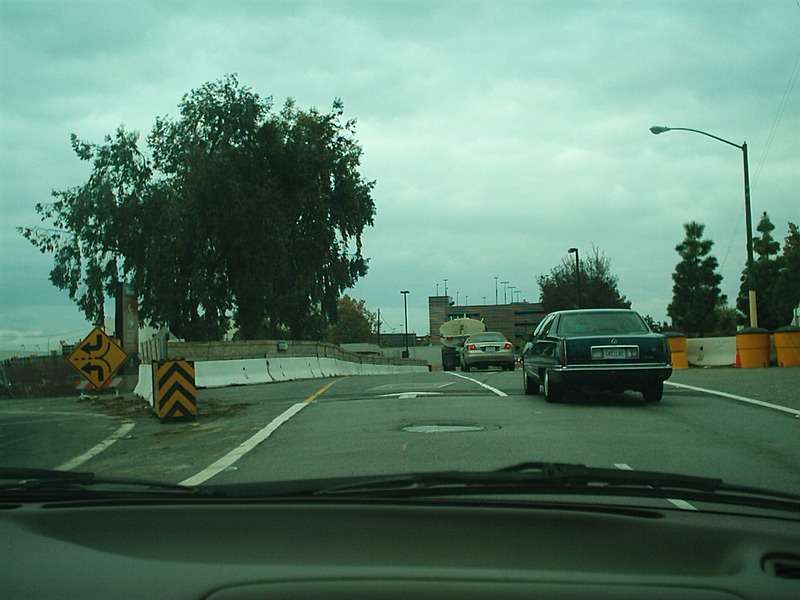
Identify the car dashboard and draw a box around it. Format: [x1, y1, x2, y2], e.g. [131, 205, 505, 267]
[2, 498, 799, 599]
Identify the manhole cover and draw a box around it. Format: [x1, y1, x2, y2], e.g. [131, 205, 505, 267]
[402, 424, 485, 433]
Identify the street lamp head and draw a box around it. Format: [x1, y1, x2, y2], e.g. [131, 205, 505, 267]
[650, 126, 670, 135]
[568, 247, 578, 253]
[400, 290, 410, 294]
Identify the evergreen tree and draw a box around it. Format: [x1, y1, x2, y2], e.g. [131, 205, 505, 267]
[737, 212, 783, 330]
[667, 222, 724, 337]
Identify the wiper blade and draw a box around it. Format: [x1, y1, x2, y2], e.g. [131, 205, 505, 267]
[310, 462, 800, 511]
[314, 462, 723, 495]
[0, 467, 210, 498]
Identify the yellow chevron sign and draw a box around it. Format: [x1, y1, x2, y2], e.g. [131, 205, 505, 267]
[154, 360, 196, 422]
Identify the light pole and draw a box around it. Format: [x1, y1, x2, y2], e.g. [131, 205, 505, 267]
[443, 279, 448, 298]
[568, 247, 580, 308]
[650, 125, 757, 327]
[400, 290, 410, 358]
[494, 276, 499, 304]
[508, 286, 516, 304]
[501, 281, 509, 304]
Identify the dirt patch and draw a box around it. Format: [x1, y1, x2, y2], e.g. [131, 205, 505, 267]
[77, 394, 152, 418]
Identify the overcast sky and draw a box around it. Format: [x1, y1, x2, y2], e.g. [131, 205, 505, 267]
[1, 0, 798, 350]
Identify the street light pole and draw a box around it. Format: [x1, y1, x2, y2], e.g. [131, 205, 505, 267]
[568, 247, 580, 308]
[501, 281, 509, 304]
[494, 276, 499, 305]
[400, 290, 410, 358]
[650, 125, 757, 327]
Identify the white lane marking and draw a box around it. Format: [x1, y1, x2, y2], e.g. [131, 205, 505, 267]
[436, 381, 456, 389]
[614, 462, 697, 511]
[56, 422, 135, 471]
[667, 499, 698, 510]
[448, 372, 508, 397]
[180, 402, 307, 486]
[665, 381, 800, 416]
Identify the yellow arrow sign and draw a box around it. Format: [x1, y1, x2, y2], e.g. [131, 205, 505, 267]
[68, 327, 129, 389]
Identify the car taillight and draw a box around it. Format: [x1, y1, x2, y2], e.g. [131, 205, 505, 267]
[504, 343, 512, 349]
[466, 344, 477, 350]
[559, 342, 567, 366]
[664, 338, 672, 364]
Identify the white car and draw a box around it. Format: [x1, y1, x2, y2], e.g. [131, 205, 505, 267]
[460, 332, 515, 371]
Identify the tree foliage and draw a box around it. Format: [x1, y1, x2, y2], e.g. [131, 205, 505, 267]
[537, 246, 631, 314]
[667, 222, 725, 337]
[324, 295, 377, 344]
[737, 213, 798, 330]
[19, 75, 375, 341]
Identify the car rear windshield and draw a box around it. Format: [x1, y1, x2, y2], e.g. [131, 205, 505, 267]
[558, 312, 649, 335]
[471, 333, 507, 342]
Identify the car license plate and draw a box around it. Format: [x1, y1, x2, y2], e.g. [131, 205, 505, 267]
[485, 347, 496, 352]
[603, 348, 626, 359]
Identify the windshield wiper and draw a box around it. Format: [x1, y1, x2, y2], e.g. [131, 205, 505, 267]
[0, 467, 213, 500]
[305, 462, 800, 512]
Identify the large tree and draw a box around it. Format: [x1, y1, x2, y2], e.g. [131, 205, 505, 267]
[667, 222, 725, 337]
[324, 295, 378, 344]
[19, 75, 375, 341]
[537, 246, 631, 314]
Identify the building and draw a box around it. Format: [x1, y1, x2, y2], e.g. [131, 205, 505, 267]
[429, 296, 546, 349]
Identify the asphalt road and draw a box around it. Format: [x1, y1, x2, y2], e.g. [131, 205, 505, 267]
[1, 367, 798, 496]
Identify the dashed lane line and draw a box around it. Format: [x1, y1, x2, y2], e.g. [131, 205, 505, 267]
[614, 462, 698, 511]
[56, 422, 136, 471]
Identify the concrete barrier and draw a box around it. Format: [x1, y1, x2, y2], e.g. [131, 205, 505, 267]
[195, 359, 272, 388]
[134, 356, 429, 401]
[267, 357, 321, 382]
[318, 357, 339, 377]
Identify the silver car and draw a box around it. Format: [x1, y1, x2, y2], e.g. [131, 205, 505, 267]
[460, 332, 515, 371]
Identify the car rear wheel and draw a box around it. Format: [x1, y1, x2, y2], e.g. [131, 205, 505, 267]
[543, 370, 563, 403]
[523, 371, 540, 395]
[642, 381, 663, 403]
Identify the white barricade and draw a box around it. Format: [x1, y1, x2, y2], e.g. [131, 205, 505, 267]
[134, 364, 154, 407]
[686, 337, 736, 367]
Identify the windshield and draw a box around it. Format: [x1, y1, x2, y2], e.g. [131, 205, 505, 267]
[1, 1, 799, 505]
[469, 333, 507, 343]
[558, 312, 650, 335]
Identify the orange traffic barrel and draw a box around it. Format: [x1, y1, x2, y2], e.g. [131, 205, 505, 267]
[735, 327, 770, 368]
[774, 325, 800, 367]
[664, 331, 688, 369]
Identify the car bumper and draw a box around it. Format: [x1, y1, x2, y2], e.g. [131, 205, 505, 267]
[463, 351, 515, 367]
[549, 364, 672, 389]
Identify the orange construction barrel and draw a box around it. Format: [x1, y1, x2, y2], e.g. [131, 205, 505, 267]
[774, 325, 800, 367]
[664, 331, 688, 369]
[735, 327, 770, 368]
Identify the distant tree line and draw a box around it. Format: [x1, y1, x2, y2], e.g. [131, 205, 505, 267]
[20, 75, 376, 341]
[535, 213, 799, 338]
[667, 215, 799, 336]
